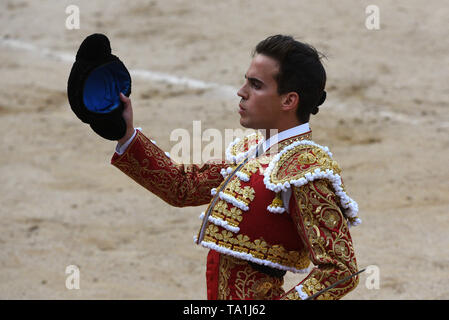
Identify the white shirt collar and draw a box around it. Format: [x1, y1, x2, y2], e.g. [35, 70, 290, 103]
[262, 123, 310, 153]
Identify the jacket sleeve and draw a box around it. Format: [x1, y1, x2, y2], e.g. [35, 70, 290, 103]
[280, 179, 359, 300]
[111, 129, 226, 207]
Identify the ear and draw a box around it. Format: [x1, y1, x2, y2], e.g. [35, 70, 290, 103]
[281, 92, 299, 112]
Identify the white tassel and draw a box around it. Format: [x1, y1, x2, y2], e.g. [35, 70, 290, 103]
[295, 285, 309, 300]
[267, 205, 286, 214]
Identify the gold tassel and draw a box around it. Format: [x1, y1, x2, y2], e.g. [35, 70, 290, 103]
[270, 192, 284, 208]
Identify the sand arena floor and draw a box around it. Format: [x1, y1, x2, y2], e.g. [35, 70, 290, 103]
[0, 0, 448, 299]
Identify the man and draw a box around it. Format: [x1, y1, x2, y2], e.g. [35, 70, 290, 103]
[111, 35, 361, 300]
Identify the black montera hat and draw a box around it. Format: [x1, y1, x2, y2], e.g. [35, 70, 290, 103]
[67, 33, 131, 140]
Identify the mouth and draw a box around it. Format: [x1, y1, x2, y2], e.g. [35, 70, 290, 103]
[239, 103, 245, 114]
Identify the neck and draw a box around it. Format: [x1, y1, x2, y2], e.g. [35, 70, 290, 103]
[260, 122, 311, 155]
[261, 120, 304, 140]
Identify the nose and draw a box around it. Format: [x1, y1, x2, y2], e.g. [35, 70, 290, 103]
[237, 83, 248, 100]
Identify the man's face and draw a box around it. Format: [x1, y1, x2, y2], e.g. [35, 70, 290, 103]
[237, 54, 283, 131]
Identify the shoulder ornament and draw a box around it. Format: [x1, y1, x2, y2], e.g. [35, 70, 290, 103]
[263, 140, 361, 227]
[225, 132, 264, 164]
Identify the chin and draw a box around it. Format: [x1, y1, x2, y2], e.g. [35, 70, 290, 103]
[239, 118, 248, 127]
[239, 121, 252, 129]
[239, 117, 259, 130]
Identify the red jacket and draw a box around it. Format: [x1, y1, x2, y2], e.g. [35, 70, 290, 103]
[111, 129, 361, 300]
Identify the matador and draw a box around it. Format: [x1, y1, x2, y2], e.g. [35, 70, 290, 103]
[111, 35, 361, 300]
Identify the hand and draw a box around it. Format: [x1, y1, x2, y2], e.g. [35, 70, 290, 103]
[117, 92, 135, 145]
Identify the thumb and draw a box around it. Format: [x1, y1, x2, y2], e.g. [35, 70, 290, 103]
[120, 92, 130, 104]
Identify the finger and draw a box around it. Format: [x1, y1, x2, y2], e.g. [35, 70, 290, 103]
[119, 92, 130, 104]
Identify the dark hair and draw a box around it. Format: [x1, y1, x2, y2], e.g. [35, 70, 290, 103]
[254, 35, 327, 123]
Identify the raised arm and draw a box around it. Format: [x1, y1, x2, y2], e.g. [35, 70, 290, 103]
[111, 93, 226, 207]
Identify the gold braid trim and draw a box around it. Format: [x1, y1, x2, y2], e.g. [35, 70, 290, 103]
[264, 141, 361, 227]
[267, 143, 342, 187]
[218, 254, 285, 300]
[281, 180, 359, 300]
[226, 132, 264, 164]
[112, 130, 225, 207]
[203, 225, 310, 272]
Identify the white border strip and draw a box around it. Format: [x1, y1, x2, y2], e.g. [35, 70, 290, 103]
[199, 240, 310, 274]
[0, 38, 74, 62]
[0, 38, 237, 97]
[267, 205, 286, 214]
[3, 38, 449, 128]
[219, 191, 249, 211]
[225, 133, 262, 164]
[198, 212, 240, 233]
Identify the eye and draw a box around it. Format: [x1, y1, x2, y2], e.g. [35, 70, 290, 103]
[251, 80, 262, 89]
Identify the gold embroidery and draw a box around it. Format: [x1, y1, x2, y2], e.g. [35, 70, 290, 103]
[211, 200, 228, 219]
[256, 155, 273, 165]
[283, 289, 300, 300]
[223, 178, 255, 205]
[211, 203, 244, 227]
[268, 192, 284, 209]
[252, 239, 268, 255]
[227, 207, 243, 225]
[239, 160, 262, 179]
[230, 133, 263, 157]
[210, 203, 242, 228]
[240, 186, 256, 205]
[269, 144, 338, 186]
[288, 181, 359, 300]
[218, 254, 284, 300]
[235, 264, 285, 300]
[210, 177, 255, 229]
[113, 131, 225, 207]
[203, 224, 310, 271]
[218, 254, 233, 300]
[265, 133, 313, 157]
[210, 133, 317, 235]
[225, 177, 241, 194]
[277, 133, 312, 150]
[297, 152, 317, 165]
[229, 131, 310, 166]
[235, 265, 259, 299]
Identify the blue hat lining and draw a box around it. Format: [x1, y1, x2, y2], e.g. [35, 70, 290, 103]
[83, 61, 131, 114]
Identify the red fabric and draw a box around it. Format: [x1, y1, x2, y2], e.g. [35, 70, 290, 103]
[206, 250, 220, 300]
[235, 170, 304, 252]
[206, 251, 285, 300]
[112, 130, 359, 300]
[111, 130, 225, 207]
[199, 163, 308, 271]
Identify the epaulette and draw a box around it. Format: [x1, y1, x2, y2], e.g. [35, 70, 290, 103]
[263, 140, 361, 227]
[225, 132, 264, 164]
